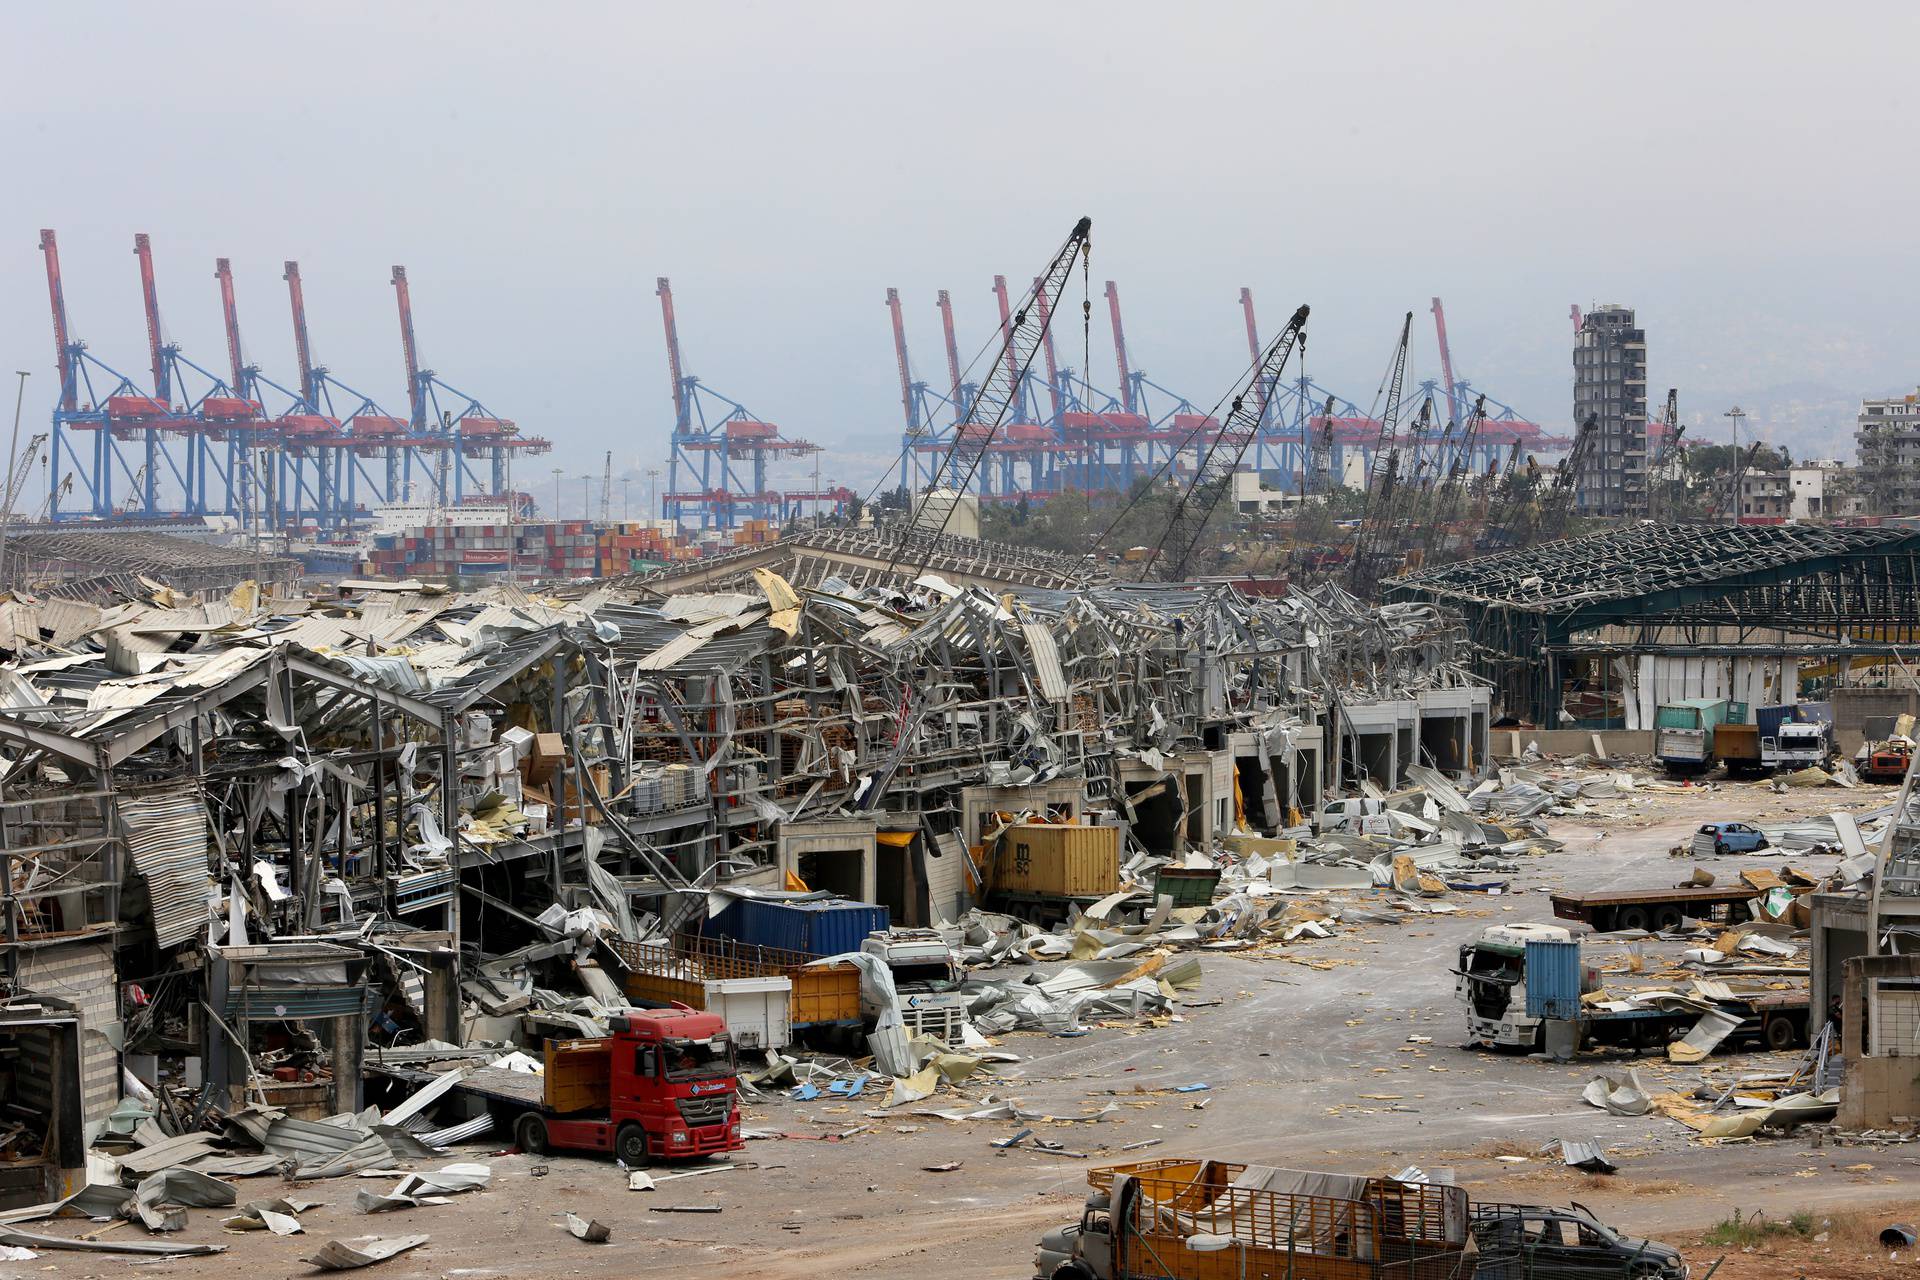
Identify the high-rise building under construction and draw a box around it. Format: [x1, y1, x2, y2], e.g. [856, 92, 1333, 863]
[1572, 304, 1648, 518]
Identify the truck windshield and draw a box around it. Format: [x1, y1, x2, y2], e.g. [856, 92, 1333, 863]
[663, 1039, 734, 1081]
[891, 961, 957, 987]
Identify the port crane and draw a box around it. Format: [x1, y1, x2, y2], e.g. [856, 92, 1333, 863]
[888, 217, 1092, 577]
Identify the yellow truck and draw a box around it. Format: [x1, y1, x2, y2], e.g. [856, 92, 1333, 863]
[1034, 1158, 1468, 1280]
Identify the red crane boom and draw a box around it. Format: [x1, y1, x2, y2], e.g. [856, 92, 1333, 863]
[1239, 287, 1265, 419]
[133, 233, 170, 403]
[1430, 297, 1460, 428]
[1031, 275, 1065, 422]
[885, 287, 916, 431]
[215, 258, 246, 394]
[656, 277, 690, 431]
[283, 261, 317, 406]
[390, 266, 424, 429]
[1106, 280, 1135, 414]
[39, 230, 76, 413]
[936, 289, 964, 410]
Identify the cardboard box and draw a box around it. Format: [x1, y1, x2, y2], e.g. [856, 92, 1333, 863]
[525, 732, 565, 783]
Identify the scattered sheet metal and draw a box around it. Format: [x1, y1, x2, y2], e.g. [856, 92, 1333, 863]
[1581, 1070, 1652, 1116]
[565, 1212, 611, 1243]
[132, 1166, 236, 1231]
[1667, 1008, 1744, 1064]
[304, 1234, 430, 1270]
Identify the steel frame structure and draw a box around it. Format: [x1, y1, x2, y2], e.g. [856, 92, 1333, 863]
[35, 231, 548, 530]
[1391, 523, 1920, 725]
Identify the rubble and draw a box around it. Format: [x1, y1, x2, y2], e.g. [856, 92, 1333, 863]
[0, 541, 1904, 1256]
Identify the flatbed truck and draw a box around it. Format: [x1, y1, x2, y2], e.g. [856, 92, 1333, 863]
[1549, 884, 1760, 932]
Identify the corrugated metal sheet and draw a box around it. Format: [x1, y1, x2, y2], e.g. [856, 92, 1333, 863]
[1020, 621, 1068, 701]
[634, 629, 713, 671]
[118, 786, 212, 948]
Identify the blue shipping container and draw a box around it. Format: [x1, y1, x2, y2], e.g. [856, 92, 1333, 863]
[1755, 704, 1796, 738]
[707, 894, 890, 957]
[1523, 939, 1583, 1021]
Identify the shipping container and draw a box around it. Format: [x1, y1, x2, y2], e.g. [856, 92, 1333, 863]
[706, 894, 889, 958]
[991, 823, 1121, 899]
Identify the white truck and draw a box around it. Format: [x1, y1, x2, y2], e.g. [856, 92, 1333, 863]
[1761, 720, 1831, 771]
[860, 928, 969, 1042]
[1454, 922, 1592, 1050]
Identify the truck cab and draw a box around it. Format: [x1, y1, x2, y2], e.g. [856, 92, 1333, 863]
[862, 928, 968, 1040]
[501, 1007, 744, 1165]
[1456, 923, 1587, 1050]
[1762, 721, 1830, 770]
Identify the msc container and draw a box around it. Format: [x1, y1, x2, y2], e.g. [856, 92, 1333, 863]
[1522, 938, 1583, 1021]
[707, 895, 890, 958]
[993, 823, 1122, 899]
[703, 975, 792, 1050]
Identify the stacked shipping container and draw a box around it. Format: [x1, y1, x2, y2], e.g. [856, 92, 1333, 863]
[361, 519, 601, 580]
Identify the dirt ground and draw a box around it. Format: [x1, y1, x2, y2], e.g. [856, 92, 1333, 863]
[12, 776, 1919, 1280]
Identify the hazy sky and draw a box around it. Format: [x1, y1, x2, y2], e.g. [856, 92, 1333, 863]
[6, 2, 1917, 510]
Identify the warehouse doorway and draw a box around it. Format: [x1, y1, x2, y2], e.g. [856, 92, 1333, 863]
[797, 849, 865, 901]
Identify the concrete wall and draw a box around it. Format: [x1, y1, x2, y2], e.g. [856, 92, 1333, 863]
[1830, 687, 1920, 733]
[775, 818, 877, 904]
[1837, 953, 1920, 1131]
[1494, 729, 1654, 760]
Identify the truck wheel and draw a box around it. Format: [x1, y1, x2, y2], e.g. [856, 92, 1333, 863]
[1051, 1264, 1097, 1280]
[1617, 905, 1651, 932]
[514, 1112, 550, 1156]
[1764, 1014, 1800, 1052]
[1653, 905, 1683, 932]
[615, 1122, 651, 1167]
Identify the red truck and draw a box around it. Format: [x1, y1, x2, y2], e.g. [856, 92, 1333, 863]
[453, 1007, 743, 1165]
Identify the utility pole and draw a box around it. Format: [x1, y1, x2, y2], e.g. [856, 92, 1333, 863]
[1724, 406, 1747, 525]
[620, 478, 632, 522]
[645, 467, 662, 523]
[551, 467, 563, 521]
[0, 372, 29, 588]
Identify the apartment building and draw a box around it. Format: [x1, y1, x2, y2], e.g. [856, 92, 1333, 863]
[1572, 304, 1648, 518]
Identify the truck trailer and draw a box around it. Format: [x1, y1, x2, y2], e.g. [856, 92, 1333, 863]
[1549, 884, 1761, 933]
[1034, 1158, 1468, 1280]
[1654, 699, 1729, 776]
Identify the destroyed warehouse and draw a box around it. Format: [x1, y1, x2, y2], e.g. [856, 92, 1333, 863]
[0, 525, 1491, 1203]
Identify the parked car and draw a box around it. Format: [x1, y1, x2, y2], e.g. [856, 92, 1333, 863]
[1471, 1202, 1688, 1279]
[1690, 821, 1769, 856]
